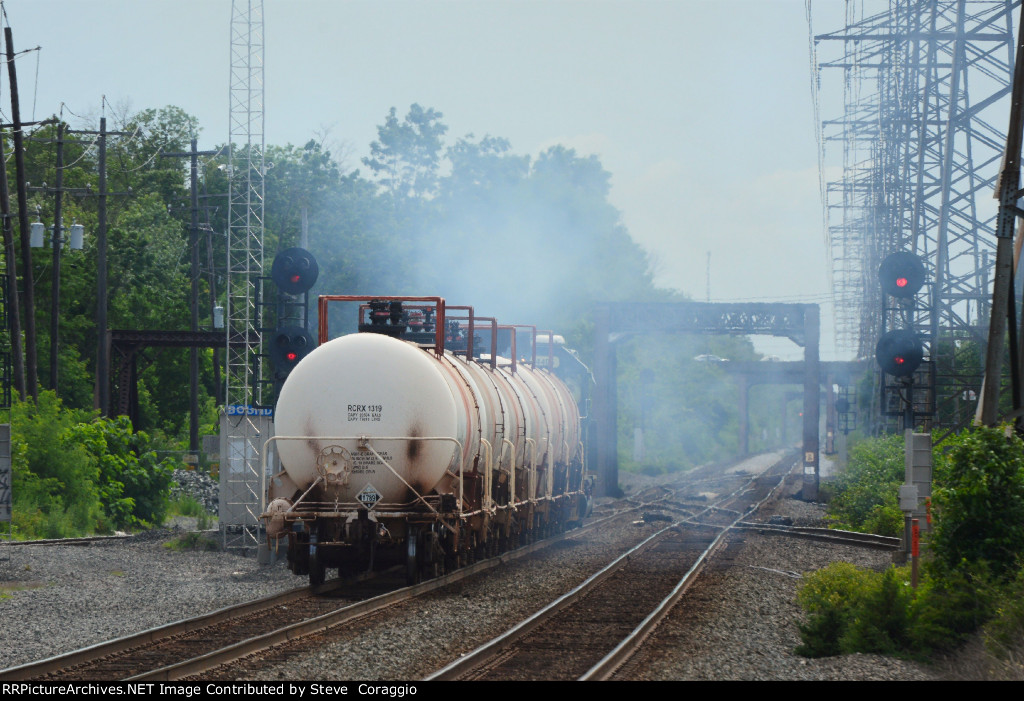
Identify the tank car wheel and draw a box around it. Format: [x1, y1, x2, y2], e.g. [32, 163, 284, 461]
[309, 551, 325, 587]
[468, 533, 481, 564]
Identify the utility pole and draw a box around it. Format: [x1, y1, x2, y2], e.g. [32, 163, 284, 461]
[66, 118, 129, 415]
[5, 27, 37, 401]
[98, 118, 108, 414]
[26, 122, 92, 396]
[49, 123, 64, 393]
[162, 139, 218, 453]
[0, 127, 24, 399]
[979, 0, 1024, 426]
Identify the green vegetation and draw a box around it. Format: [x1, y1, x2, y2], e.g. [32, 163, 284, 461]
[9, 392, 176, 538]
[167, 494, 214, 531]
[168, 494, 206, 518]
[931, 425, 1024, 578]
[823, 432, 905, 537]
[799, 426, 1024, 669]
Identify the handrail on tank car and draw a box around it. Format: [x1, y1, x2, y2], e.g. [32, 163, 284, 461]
[445, 305, 474, 361]
[524, 437, 537, 505]
[498, 325, 518, 374]
[448, 313, 500, 370]
[578, 441, 586, 492]
[481, 438, 494, 513]
[510, 324, 537, 367]
[317, 295, 447, 356]
[261, 435, 464, 536]
[500, 438, 516, 509]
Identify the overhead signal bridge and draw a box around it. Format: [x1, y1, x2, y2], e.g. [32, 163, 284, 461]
[722, 360, 869, 457]
[593, 302, 821, 500]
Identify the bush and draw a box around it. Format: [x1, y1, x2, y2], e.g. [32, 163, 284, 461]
[795, 562, 874, 657]
[164, 532, 219, 551]
[841, 566, 913, 654]
[9, 392, 176, 537]
[10, 392, 102, 537]
[797, 563, 917, 657]
[168, 495, 205, 518]
[797, 425, 1024, 664]
[983, 566, 1024, 661]
[65, 415, 176, 530]
[826, 433, 904, 536]
[932, 425, 1024, 578]
[908, 563, 996, 654]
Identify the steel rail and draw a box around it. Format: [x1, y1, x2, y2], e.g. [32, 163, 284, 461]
[0, 533, 135, 547]
[1, 455, 783, 681]
[422, 524, 677, 681]
[127, 500, 668, 681]
[424, 456, 795, 681]
[0, 482, 676, 681]
[579, 464, 792, 681]
[732, 522, 901, 550]
[0, 581, 324, 680]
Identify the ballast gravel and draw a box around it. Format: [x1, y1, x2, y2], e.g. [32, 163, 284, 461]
[0, 460, 944, 681]
[0, 528, 297, 671]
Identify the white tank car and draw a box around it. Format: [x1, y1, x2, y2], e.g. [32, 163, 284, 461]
[263, 297, 590, 587]
[274, 332, 468, 505]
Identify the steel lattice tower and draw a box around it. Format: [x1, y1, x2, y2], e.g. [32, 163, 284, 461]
[811, 0, 1016, 436]
[222, 0, 267, 551]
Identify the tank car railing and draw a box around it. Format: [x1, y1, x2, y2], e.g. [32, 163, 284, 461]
[499, 438, 516, 510]
[481, 438, 494, 513]
[577, 441, 586, 492]
[523, 438, 538, 504]
[261, 435, 464, 532]
[318, 295, 447, 356]
[546, 438, 554, 499]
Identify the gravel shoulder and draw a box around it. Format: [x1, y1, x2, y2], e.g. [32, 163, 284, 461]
[0, 529, 297, 670]
[625, 483, 941, 680]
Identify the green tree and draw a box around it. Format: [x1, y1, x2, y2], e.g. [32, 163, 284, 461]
[64, 415, 176, 529]
[931, 425, 1024, 578]
[363, 104, 448, 199]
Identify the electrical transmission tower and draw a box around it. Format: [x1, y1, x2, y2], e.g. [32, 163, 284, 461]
[222, 0, 267, 551]
[810, 0, 1016, 437]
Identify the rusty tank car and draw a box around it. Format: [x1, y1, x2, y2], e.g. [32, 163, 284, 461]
[262, 295, 592, 586]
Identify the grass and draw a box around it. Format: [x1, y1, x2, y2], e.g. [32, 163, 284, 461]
[164, 532, 219, 552]
[166, 495, 214, 530]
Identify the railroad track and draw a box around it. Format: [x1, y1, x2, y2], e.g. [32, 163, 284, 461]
[425, 456, 795, 681]
[0, 534, 136, 547]
[0, 476, 696, 681]
[4, 451, 867, 682]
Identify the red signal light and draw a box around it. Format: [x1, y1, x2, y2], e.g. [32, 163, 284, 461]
[271, 247, 319, 295]
[270, 325, 314, 392]
[879, 252, 925, 298]
[876, 329, 923, 377]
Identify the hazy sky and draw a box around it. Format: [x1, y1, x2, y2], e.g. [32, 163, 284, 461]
[2, 0, 850, 359]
